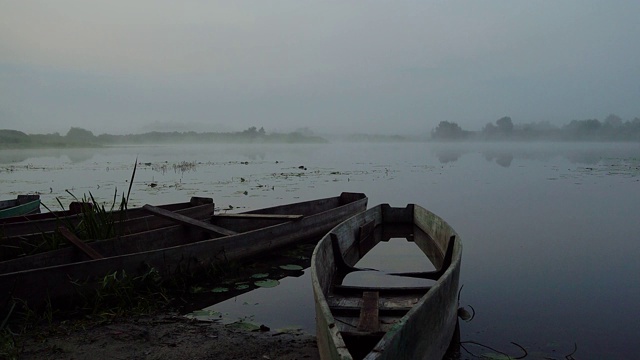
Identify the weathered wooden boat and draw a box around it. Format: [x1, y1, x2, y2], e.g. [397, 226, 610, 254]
[0, 197, 214, 239]
[311, 204, 462, 360]
[0, 192, 367, 311]
[0, 197, 215, 261]
[0, 195, 40, 219]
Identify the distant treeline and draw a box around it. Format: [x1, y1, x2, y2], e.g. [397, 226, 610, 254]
[0, 126, 328, 148]
[431, 114, 640, 141]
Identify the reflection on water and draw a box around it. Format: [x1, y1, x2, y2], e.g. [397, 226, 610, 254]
[482, 151, 513, 168]
[432, 141, 640, 169]
[342, 225, 438, 288]
[1, 142, 639, 358]
[0, 148, 99, 164]
[184, 239, 318, 332]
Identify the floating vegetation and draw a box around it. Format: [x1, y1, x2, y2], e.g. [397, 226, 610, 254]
[576, 158, 640, 178]
[173, 161, 197, 174]
[150, 161, 197, 175]
[254, 279, 279, 288]
[225, 319, 262, 332]
[185, 309, 222, 322]
[250, 273, 269, 279]
[211, 287, 229, 293]
[279, 264, 303, 271]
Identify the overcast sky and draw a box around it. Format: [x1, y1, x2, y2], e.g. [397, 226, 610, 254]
[1, 1, 639, 135]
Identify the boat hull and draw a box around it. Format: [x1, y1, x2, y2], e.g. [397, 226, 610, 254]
[311, 204, 462, 360]
[0, 197, 212, 239]
[0, 195, 40, 219]
[0, 192, 367, 311]
[0, 197, 215, 262]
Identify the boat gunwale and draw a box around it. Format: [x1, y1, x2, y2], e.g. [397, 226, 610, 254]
[310, 203, 462, 360]
[0, 199, 211, 236]
[0, 196, 41, 219]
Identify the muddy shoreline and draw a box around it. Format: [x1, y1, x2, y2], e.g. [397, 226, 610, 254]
[18, 312, 320, 360]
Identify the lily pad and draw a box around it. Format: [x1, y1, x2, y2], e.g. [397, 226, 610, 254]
[235, 284, 250, 290]
[225, 320, 261, 332]
[251, 273, 269, 279]
[211, 287, 229, 293]
[254, 279, 280, 288]
[279, 264, 303, 271]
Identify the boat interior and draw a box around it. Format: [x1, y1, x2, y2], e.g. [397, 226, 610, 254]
[328, 221, 457, 359]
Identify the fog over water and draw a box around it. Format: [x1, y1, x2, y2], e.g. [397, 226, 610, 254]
[1, 141, 639, 359]
[2, 2, 640, 135]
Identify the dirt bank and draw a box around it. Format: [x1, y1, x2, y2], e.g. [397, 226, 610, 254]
[18, 312, 320, 360]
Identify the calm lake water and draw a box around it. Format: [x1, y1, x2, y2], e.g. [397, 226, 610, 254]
[1, 142, 639, 359]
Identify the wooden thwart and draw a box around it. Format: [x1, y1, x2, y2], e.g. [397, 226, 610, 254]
[333, 284, 432, 296]
[214, 213, 303, 220]
[57, 227, 103, 260]
[143, 204, 237, 236]
[358, 291, 380, 332]
[329, 305, 411, 317]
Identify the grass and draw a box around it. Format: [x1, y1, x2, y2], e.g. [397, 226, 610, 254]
[0, 265, 173, 358]
[0, 235, 314, 358]
[0, 160, 142, 356]
[0, 161, 138, 260]
[0, 158, 311, 357]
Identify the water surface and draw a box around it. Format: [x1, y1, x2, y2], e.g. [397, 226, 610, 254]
[1, 142, 638, 359]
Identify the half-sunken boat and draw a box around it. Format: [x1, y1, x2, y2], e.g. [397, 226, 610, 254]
[0, 195, 40, 219]
[0, 197, 216, 261]
[0, 196, 214, 240]
[0, 192, 367, 311]
[311, 204, 462, 360]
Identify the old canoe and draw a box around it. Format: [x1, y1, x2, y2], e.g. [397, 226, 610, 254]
[0, 192, 367, 311]
[0, 196, 214, 239]
[311, 204, 462, 360]
[0, 195, 40, 219]
[0, 197, 215, 262]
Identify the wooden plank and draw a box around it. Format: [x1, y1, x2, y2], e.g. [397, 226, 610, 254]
[331, 305, 410, 318]
[357, 291, 379, 332]
[328, 294, 421, 310]
[358, 219, 376, 257]
[332, 284, 431, 296]
[358, 220, 375, 243]
[142, 204, 237, 236]
[57, 227, 104, 260]
[189, 196, 213, 206]
[0, 200, 207, 237]
[0, 203, 214, 263]
[213, 213, 303, 220]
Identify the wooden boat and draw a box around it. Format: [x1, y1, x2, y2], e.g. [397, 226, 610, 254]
[0, 195, 40, 219]
[0, 192, 367, 311]
[311, 204, 462, 360]
[0, 197, 214, 239]
[0, 197, 215, 261]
